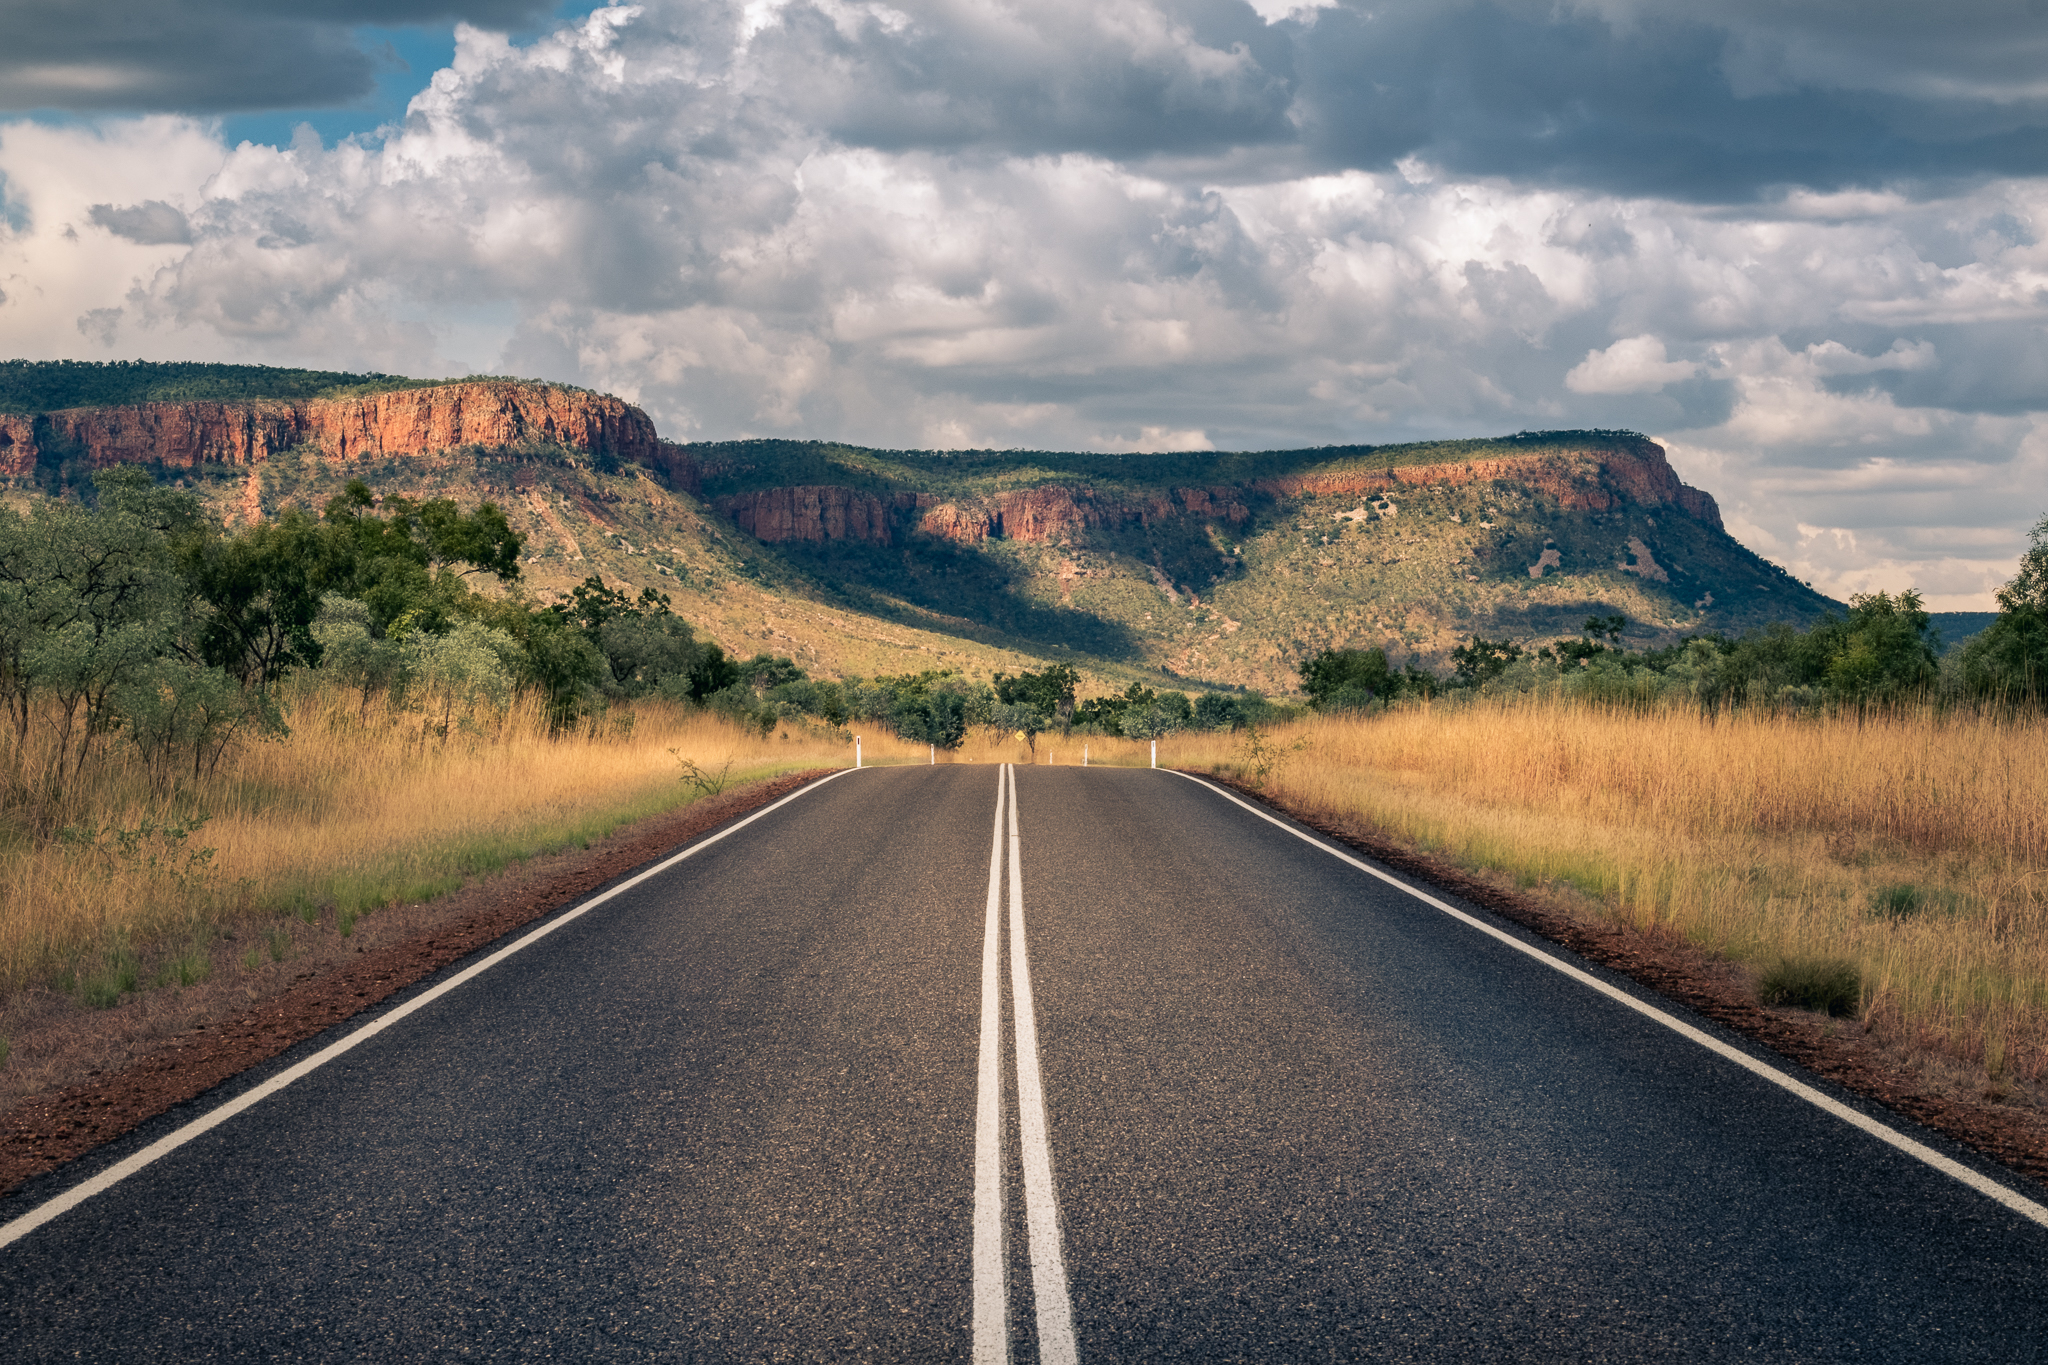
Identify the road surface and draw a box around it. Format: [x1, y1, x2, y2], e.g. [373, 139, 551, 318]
[3, 764, 2044, 1361]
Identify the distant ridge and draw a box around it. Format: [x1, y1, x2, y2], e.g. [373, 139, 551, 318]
[2, 361, 1850, 691]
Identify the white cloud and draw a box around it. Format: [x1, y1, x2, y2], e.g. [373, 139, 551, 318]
[1094, 425, 1215, 453]
[1565, 334, 1696, 394]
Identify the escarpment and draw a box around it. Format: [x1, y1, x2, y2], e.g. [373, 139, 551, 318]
[696, 436, 1717, 548]
[0, 381, 658, 477]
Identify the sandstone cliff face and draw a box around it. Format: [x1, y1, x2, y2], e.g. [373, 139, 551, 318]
[917, 501, 994, 544]
[716, 486, 911, 546]
[703, 438, 1711, 550]
[0, 382, 659, 477]
[713, 480, 1257, 548]
[0, 415, 36, 478]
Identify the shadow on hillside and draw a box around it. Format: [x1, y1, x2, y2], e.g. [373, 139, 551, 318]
[767, 537, 1143, 660]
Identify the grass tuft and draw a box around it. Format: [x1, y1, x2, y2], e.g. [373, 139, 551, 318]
[1757, 957, 1863, 1016]
[74, 942, 139, 1009]
[158, 941, 211, 988]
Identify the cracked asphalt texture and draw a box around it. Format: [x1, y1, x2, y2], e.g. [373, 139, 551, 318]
[4, 765, 2045, 1361]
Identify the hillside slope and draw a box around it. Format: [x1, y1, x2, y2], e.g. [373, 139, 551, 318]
[1, 362, 1846, 696]
[658, 433, 1839, 689]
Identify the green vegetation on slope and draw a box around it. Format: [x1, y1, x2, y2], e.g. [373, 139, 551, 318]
[679, 429, 1658, 501]
[0, 359, 547, 413]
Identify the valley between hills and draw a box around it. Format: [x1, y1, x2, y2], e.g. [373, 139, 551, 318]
[1, 365, 1880, 696]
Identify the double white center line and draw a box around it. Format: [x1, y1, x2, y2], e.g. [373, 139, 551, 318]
[974, 764, 1080, 1365]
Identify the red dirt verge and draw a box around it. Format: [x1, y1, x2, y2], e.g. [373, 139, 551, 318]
[0, 770, 836, 1202]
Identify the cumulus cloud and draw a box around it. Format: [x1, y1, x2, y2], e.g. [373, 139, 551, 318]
[2, 0, 2048, 605]
[1565, 336, 1697, 394]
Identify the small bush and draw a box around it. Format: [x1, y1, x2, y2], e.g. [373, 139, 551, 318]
[75, 945, 140, 1009]
[1870, 883, 1925, 919]
[1758, 957, 1862, 1016]
[158, 943, 211, 988]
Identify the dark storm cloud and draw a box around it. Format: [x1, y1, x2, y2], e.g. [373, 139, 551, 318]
[0, 0, 555, 113]
[1286, 2, 2048, 200]
[723, 0, 2048, 199]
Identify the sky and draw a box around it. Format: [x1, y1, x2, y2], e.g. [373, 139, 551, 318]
[3, 2, 2048, 609]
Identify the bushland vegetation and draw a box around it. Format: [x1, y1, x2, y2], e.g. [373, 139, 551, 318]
[0, 466, 922, 1014]
[1298, 514, 2048, 713]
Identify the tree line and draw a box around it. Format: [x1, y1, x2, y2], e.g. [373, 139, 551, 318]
[1298, 514, 2048, 712]
[702, 658, 1285, 753]
[0, 359, 428, 413]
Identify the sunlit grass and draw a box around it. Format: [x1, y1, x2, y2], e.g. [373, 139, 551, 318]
[1160, 702, 2048, 1085]
[0, 682, 928, 1001]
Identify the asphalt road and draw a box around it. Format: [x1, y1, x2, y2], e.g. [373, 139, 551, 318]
[4, 764, 2045, 1362]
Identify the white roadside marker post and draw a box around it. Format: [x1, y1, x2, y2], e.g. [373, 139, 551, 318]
[1151, 739, 1157, 768]
[856, 736, 862, 769]
[1083, 743, 1088, 767]
[930, 743, 935, 765]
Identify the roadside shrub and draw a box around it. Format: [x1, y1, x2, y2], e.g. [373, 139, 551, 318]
[1758, 956, 1862, 1016]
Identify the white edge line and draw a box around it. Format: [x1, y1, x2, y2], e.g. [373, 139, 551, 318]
[972, 764, 1009, 1365]
[1166, 770, 2048, 1231]
[0, 766, 862, 1253]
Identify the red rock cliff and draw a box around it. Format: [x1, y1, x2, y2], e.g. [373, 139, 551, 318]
[700, 438, 1714, 551]
[0, 382, 659, 477]
[715, 486, 916, 546]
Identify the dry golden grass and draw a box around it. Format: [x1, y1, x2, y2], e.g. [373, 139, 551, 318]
[1166, 702, 2048, 1086]
[0, 683, 931, 1005]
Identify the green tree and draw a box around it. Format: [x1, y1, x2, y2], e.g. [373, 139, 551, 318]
[1450, 636, 1523, 685]
[1958, 514, 2048, 700]
[992, 701, 1048, 754]
[550, 577, 715, 700]
[1120, 691, 1193, 739]
[1824, 591, 1938, 702]
[176, 507, 335, 694]
[993, 664, 1079, 729]
[115, 658, 254, 790]
[0, 470, 195, 809]
[1193, 692, 1249, 730]
[1299, 648, 1400, 709]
